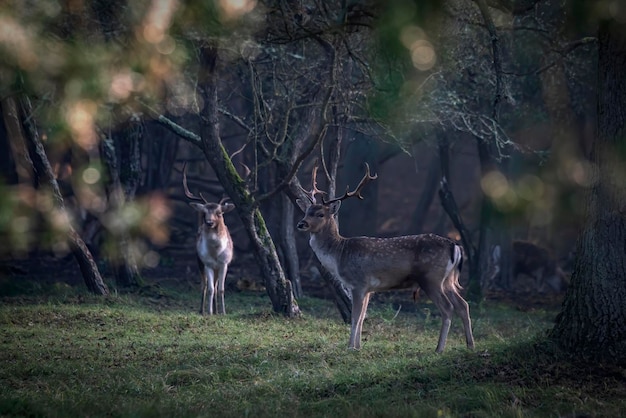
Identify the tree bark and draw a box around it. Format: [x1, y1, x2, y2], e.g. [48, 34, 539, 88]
[472, 0, 513, 300]
[338, 132, 379, 237]
[279, 193, 302, 298]
[321, 124, 352, 322]
[10, 95, 109, 295]
[100, 119, 143, 289]
[550, 20, 626, 364]
[436, 133, 491, 304]
[196, 44, 300, 317]
[2, 96, 35, 186]
[408, 152, 440, 235]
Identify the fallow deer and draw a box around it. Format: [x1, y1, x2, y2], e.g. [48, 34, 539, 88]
[183, 163, 235, 315]
[490, 240, 568, 293]
[296, 164, 474, 353]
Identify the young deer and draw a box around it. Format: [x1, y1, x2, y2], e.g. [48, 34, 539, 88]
[296, 164, 474, 353]
[183, 163, 235, 315]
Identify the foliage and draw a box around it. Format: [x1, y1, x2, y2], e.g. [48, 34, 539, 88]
[1, 282, 624, 417]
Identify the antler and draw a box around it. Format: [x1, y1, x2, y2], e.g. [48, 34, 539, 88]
[182, 162, 208, 203]
[324, 163, 378, 205]
[299, 162, 326, 204]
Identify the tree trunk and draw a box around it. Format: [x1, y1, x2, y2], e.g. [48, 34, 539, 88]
[319, 123, 352, 322]
[437, 135, 479, 294]
[0, 114, 17, 185]
[407, 152, 440, 235]
[550, 20, 626, 363]
[280, 193, 302, 298]
[471, 0, 514, 300]
[100, 120, 143, 289]
[2, 96, 35, 186]
[338, 132, 379, 237]
[197, 44, 300, 317]
[11, 95, 109, 295]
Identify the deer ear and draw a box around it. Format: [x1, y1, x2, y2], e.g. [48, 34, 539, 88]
[189, 202, 204, 212]
[328, 200, 341, 215]
[295, 198, 309, 212]
[221, 202, 235, 213]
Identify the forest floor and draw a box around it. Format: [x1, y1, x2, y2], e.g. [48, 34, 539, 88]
[1, 249, 566, 314]
[1, 264, 623, 418]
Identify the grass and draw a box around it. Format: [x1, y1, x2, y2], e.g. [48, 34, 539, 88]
[1, 280, 625, 417]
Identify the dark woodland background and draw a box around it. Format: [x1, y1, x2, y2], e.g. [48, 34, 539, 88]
[0, 0, 624, 362]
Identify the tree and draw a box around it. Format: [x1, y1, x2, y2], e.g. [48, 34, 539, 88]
[550, 17, 626, 363]
[1, 94, 109, 295]
[100, 117, 143, 288]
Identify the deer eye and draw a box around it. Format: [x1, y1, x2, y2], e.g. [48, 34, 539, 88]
[317, 213, 324, 218]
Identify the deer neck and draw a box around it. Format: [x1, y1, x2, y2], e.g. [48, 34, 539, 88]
[309, 220, 344, 258]
[198, 222, 229, 241]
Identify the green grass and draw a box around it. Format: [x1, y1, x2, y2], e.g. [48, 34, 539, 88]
[1, 282, 624, 418]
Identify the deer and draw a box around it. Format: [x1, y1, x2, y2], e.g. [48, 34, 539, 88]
[490, 240, 568, 293]
[296, 163, 474, 353]
[183, 162, 235, 315]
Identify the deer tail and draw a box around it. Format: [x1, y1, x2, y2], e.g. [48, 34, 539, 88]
[448, 243, 464, 290]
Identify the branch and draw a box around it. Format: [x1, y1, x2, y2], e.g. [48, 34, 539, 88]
[474, 0, 504, 123]
[503, 37, 597, 77]
[255, 35, 338, 204]
[140, 100, 202, 146]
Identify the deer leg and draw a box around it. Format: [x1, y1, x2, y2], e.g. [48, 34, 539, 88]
[216, 265, 227, 315]
[446, 289, 474, 350]
[423, 283, 455, 353]
[199, 265, 208, 315]
[349, 290, 371, 349]
[205, 267, 216, 315]
[443, 270, 475, 350]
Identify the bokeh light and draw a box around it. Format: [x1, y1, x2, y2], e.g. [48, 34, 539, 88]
[142, 0, 179, 44]
[410, 39, 436, 71]
[218, 0, 257, 21]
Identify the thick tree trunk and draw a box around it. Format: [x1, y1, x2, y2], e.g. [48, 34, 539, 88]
[9, 95, 109, 295]
[550, 21, 626, 363]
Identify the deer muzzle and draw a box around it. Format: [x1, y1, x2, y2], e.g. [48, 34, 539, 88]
[296, 220, 309, 231]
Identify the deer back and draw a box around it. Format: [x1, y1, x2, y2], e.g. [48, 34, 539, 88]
[309, 220, 459, 293]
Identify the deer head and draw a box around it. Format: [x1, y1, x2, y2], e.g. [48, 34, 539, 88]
[296, 162, 377, 233]
[183, 162, 234, 229]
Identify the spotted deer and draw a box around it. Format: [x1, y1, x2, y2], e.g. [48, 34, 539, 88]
[183, 163, 235, 315]
[296, 164, 474, 353]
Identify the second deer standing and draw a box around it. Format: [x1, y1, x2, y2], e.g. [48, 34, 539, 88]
[183, 163, 235, 315]
[297, 164, 474, 353]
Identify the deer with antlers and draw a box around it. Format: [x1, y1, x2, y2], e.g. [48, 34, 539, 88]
[183, 163, 235, 315]
[296, 163, 474, 353]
